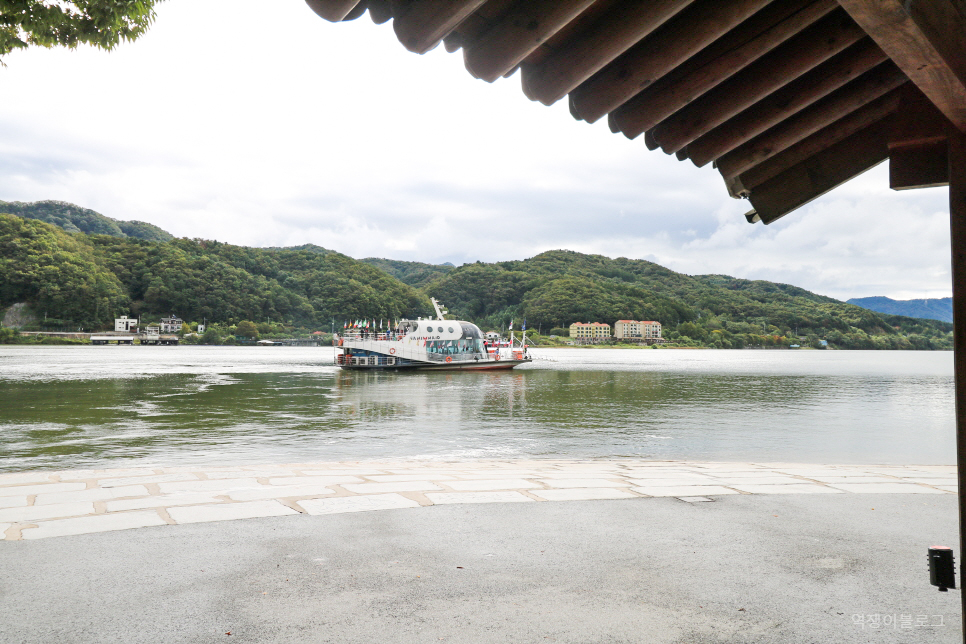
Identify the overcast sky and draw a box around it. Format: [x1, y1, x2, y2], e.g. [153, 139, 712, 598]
[0, 0, 953, 301]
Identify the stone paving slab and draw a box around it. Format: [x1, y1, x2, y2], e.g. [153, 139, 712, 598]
[205, 470, 297, 479]
[424, 491, 534, 504]
[828, 483, 948, 494]
[0, 460, 958, 541]
[105, 492, 223, 512]
[0, 496, 28, 509]
[298, 493, 421, 515]
[157, 478, 262, 494]
[538, 478, 629, 488]
[167, 500, 298, 524]
[0, 472, 56, 486]
[34, 485, 150, 506]
[631, 485, 740, 497]
[0, 502, 96, 523]
[98, 473, 198, 487]
[530, 488, 639, 501]
[267, 475, 363, 486]
[341, 481, 444, 494]
[54, 468, 156, 481]
[21, 511, 166, 540]
[730, 483, 844, 495]
[625, 477, 723, 487]
[366, 474, 457, 482]
[446, 479, 538, 491]
[228, 484, 337, 501]
[0, 482, 86, 497]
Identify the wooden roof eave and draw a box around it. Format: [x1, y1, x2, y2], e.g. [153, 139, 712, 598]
[304, 0, 965, 224]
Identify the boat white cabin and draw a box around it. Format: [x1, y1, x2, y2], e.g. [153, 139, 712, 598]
[335, 299, 531, 370]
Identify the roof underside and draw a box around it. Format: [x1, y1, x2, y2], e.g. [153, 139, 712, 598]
[306, 0, 966, 224]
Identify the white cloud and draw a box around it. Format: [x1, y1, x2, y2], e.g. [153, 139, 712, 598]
[0, 0, 953, 301]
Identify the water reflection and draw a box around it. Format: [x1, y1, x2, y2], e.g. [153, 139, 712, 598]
[0, 347, 955, 471]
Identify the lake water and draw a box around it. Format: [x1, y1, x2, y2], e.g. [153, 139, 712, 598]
[0, 346, 955, 472]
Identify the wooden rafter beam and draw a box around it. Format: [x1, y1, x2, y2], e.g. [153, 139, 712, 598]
[368, 0, 392, 24]
[560, 0, 771, 117]
[463, 0, 595, 83]
[651, 11, 867, 154]
[520, 0, 699, 106]
[686, 38, 888, 168]
[716, 63, 907, 186]
[393, 0, 487, 54]
[837, 0, 966, 132]
[725, 84, 904, 196]
[607, 0, 839, 140]
[888, 85, 954, 189]
[305, 0, 363, 22]
[891, 141, 949, 190]
[745, 118, 891, 224]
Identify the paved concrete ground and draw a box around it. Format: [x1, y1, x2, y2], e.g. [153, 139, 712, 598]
[0, 493, 960, 643]
[0, 460, 956, 541]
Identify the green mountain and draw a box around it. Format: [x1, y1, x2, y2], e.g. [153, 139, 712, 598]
[0, 213, 430, 329]
[360, 258, 455, 289]
[847, 296, 953, 323]
[418, 250, 951, 350]
[0, 203, 951, 350]
[270, 243, 336, 256]
[0, 200, 173, 242]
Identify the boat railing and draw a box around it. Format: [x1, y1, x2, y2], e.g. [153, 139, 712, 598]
[423, 352, 487, 363]
[340, 332, 404, 342]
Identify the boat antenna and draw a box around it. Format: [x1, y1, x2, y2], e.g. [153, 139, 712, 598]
[430, 298, 448, 321]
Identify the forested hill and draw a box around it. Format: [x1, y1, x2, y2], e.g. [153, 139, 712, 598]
[359, 258, 455, 289]
[0, 205, 952, 349]
[270, 248, 456, 289]
[422, 250, 952, 350]
[0, 213, 430, 329]
[847, 296, 953, 323]
[1, 200, 173, 242]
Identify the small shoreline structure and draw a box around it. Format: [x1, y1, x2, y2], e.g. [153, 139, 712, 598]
[335, 299, 532, 370]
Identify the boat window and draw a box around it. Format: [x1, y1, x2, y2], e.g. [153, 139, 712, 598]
[448, 327, 454, 334]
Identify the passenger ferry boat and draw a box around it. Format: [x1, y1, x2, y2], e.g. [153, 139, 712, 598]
[335, 299, 532, 370]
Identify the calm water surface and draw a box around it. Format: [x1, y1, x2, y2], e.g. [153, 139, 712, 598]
[0, 346, 955, 472]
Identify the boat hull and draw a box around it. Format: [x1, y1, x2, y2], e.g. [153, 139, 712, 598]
[338, 357, 530, 371]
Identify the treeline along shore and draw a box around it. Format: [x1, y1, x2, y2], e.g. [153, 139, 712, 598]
[0, 201, 952, 350]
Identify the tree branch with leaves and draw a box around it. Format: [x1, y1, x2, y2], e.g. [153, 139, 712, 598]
[0, 0, 162, 61]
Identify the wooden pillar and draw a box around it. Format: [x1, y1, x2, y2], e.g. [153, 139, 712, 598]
[949, 131, 966, 640]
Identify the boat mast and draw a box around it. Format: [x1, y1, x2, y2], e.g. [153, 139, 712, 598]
[430, 298, 448, 321]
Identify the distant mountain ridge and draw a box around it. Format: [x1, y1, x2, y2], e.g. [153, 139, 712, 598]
[0, 200, 953, 350]
[847, 296, 952, 323]
[0, 200, 173, 242]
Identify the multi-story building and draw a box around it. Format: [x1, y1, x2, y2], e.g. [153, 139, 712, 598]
[114, 315, 138, 333]
[160, 316, 183, 334]
[569, 322, 611, 342]
[614, 320, 662, 342]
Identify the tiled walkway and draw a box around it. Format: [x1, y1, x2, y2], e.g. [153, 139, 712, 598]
[0, 460, 956, 541]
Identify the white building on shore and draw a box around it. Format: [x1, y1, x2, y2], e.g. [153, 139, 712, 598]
[114, 316, 138, 333]
[160, 316, 183, 333]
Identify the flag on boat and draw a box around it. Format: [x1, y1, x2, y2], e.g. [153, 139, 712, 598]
[522, 319, 527, 331]
[508, 320, 513, 331]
